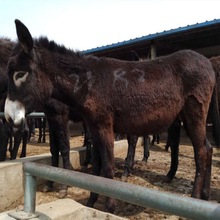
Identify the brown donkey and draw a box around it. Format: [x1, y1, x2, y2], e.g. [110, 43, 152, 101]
[4, 19, 220, 213]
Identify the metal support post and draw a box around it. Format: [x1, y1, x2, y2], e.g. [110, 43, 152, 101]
[8, 172, 38, 219]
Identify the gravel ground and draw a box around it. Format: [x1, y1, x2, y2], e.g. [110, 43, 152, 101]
[5, 125, 220, 220]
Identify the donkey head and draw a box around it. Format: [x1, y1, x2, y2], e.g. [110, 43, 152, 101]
[4, 19, 52, 127]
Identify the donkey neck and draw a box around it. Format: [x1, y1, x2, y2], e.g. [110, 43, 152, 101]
[37, 45, 90, 107]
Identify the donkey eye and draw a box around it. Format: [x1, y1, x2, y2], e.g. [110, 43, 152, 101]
[13, 71, 29, 87]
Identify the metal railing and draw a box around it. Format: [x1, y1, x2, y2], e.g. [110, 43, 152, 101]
[9, 162, 220, 220]
[0, 112, 45, 118]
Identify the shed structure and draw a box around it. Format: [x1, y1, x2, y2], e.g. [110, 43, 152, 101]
[84, 19, 220, 59]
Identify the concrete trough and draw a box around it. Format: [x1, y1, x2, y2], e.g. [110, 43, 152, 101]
[0, 139, 142, 213]
[0, 199, 127, 220]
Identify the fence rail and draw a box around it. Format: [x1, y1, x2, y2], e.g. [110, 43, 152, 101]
[9, 161, 220, 220]
[0, 112, 45, 118]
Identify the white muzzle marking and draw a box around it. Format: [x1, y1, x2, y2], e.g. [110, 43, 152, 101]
[4, 97, 25, 126]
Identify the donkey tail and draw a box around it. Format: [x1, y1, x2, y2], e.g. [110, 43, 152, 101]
[210, 82, 220, 147]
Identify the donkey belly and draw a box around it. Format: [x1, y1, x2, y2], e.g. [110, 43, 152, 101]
[114, 115, 173, 135]
[114, 101, 182, 135]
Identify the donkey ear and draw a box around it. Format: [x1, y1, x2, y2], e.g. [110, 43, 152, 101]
[15, 19, 33, 54]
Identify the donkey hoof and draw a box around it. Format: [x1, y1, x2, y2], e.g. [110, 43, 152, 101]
[121, 175, 128, 182]
[105, 198, 116, 213]
[164, 175, 173, 183]
[42, 185, 53, 193]
[58, 189, 68, 199]
[142, 157, 148, 163]
[81, 165, 88, 172]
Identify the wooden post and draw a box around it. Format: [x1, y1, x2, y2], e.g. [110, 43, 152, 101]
[150, 44, 156, 60]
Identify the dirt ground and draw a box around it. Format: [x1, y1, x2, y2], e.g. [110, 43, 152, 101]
[5, 123, 220, 220]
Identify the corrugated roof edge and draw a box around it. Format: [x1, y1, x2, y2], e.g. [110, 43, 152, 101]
[83, 18, 220, 54]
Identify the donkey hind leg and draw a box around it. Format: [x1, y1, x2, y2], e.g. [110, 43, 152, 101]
[42, 118, 46, 143]
[121, 135, 138, 182]
[86, 128, 115, 213]
[82, 121, 92, 167]
[187, 125, 211, 200]
[201, 138, 213, 200]
[143, 135, 150, 162]
[37, 118, 42, 143]
[166, 119, 181, 182]
[183, 99, 212, 200]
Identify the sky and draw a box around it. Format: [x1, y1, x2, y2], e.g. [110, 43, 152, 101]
[1, 0, 220, 51]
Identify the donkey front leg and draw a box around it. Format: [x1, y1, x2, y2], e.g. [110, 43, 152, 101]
[86, 127, 116, 213]
[43, 116, 70, 199]
[20, 120, 29, 158]
[41, 119, 59, 192]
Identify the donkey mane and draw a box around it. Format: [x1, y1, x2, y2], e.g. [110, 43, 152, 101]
[30, 37, 97, 77]
[35, 37, 83, 59]
[0, 37, 14, 49]
[0, 38, 14, 67]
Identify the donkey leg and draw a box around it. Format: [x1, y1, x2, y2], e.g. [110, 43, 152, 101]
[165, 135, 171, 151]
[151, 134, 155, 145]
[48, 117, 70, 198]
[121, 135, 138, 181]
[59, 137, 70, 198]
[38, 118, 42, 143]
[87, 127, 116, 213]
[42, 118, 46, 143]
[41, 119, 59, 192]
[143, 135, 150, 162]
[183, 101, 210, 199]
[166, 119, 181, 182]
[156, 134, 160, 144]
[86, 143, 101, 208]
[20, 120, 29, 158]
[10, 129, 22, 160]
[0, 121, 9, 161]
[191, 138, 210, 199]
[201, 138, 213, 200]
[8, 128, 13, 157]
[82, 121, 92, 167]
[83, 142, 92, 167]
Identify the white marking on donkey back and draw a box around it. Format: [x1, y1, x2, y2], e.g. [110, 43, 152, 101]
[113, 69, 129, 88]
[86, 71, 94, 90]
[136, 70, 146, 83]
[4, 97, 25, 126]
[13, 71, 29, 87]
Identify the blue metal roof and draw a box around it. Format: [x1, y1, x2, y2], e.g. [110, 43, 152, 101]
[84, 19, 220, 54]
